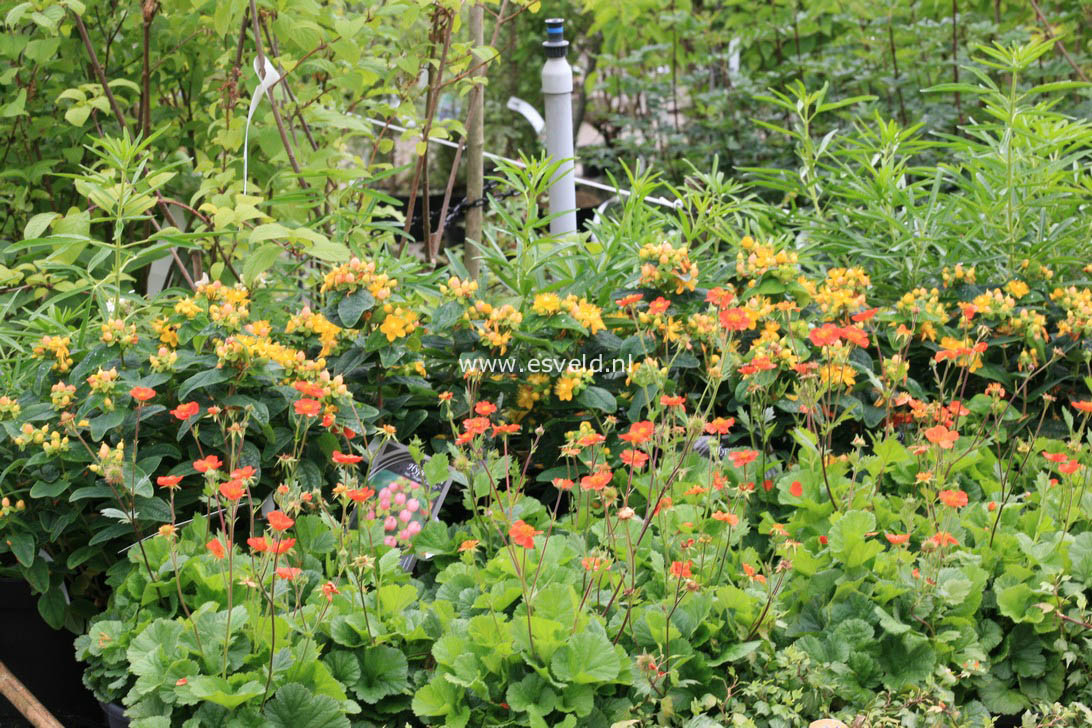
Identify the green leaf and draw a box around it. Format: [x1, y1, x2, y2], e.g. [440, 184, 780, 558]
[263, 682, 349, 728]
[996, 584, 1044, 624]
[37, 586, 66, 629]
[337, 288, 375, 328]
[431, 301, 462, 331]
[423, 453, 450, 487]
[356, 645, 409, 704]
[506, 673, 556, 715]
[242, 243, 284, 285]
[1069, 532, 1092, 585]
[23, 212, 58, 240]
[29, 479, 68, 499]
[7, 532, 35, 567]
[188, 676, 265, 710]
[577, 386, 616, 413]
[550, 629, 621, 684]
[89, 410, 125, 441]
[178, 368, 232, 400]
[827, 510, 882, 568]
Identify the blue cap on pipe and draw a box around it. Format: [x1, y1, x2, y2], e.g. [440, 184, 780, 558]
[543, 18, 568, 57]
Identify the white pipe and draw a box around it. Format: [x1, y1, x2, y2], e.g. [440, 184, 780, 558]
[541, 18, 578, 236]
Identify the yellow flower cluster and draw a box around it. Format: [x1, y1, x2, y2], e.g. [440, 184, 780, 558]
[0, 396, 21, 419]
[321, 257, 397, 300]
[286, 307, 342, 355]
[379, 306, 419, 343]
[563, 296, 605, 334]
[735, 236, 798, 280]
[1051, 286, 1092, 339]
[639, 241, 699, 293]
[149, 346, 178, 371]
[532, 293, 561, 316]
[87, 367, 119, 394]
[555, 367, 593, 401]
[440, 276, 478, 300]
[88, 441, 125, 484]
[803, 268, 870, 318]
[941, 264, 976, 287]
[100, 319, 138, 347]
[152, 317, 179, 347]
[516, 374, 551, 411]
[32, 335, 72, 372]
[173, 281, 251, 327]
[468, 302, 522, 355]
[1005, 279, 1030, 299]
[50, 382, 76, 409]
[895, 288, 946, 340]
[969, 289, 1017, 317]
[14, 422, 68, 454]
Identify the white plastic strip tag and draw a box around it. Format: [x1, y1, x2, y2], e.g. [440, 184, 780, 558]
[243, 56, 281, 195]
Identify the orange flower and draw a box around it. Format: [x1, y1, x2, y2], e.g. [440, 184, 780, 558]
[292, 381, 325, 399]
[1059, 459, 1082, 475]
[346, 487, 375, 503]
[332, 450, 364, 465]
[808, 324, 842, 348]
[247, 536, 268, 552]
[885, 533, 910, 545]
[1043, 451, 1068, 463]
[705, 287, 735, 309]
[170, 401, 200, 420]
[729, 449, 758, 468]
[157, 475, 183, 489]
[742, 563, 765, 583]
[704, 417, 735, 435]
[580, 468, 613, 491]
[493, 423, 521, 436]
[938, 489, 968, 508]
[438, 391, 454, 402]
[294, 398, 321, 417]
[579, 432, 606, 447]
[616, 293, 644, 307]
[462, 416, 491, 436]
[851, 308, 878, 322]
[458, 539, 479, 552]
[206, 538, 226, 559]
[659, 394, 685, 408]
[924, 425, 959, 449]
[275, 567, 302, 581]
[653, 495, 672, 515]
[1072, 400, 1092, 414]
[648, 297, 670, 315]
[929, 531, 958, 547]
[321, 581, 339, 601]
[267, 510, 295, 532]
[789, 480, 803, 498]
[840, 326, 869, 348]
[551, 477, 574, 490]
[669, 560, 692, 579]
[719, 307, 751, 331]
[193, 455, 222, 473]
[268, 538, 296, 555]
[712, 511, 739, 526]
[620, 449, 649, 469]
[509, 519, 541, 549]
[231, 466, 255, 480]
[620, 421, 654, 444]
[474, 401, 497, 416]
[218, 479, 245, 501]
[129, 386, 156, 402]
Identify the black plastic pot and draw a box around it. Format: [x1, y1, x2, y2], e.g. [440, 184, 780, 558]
[0, 579, 101, 726]
[100, 701, 130, 728]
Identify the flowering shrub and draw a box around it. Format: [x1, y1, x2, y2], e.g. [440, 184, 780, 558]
[0, 284, 385, 629]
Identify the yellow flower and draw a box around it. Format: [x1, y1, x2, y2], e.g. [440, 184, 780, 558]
[1005, 279, 1030, 299]
[555, 375, 578, 401]
[380, 308, 418, 342]
[532, 293, 561, 316]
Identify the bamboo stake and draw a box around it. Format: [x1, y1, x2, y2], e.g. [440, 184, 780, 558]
[0, 660, 64, 728]
[465, 2, 485, 278]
